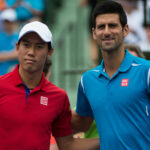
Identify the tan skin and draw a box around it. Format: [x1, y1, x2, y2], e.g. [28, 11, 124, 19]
[71, 110, 93, 133]
[92, 13, 129, 78]
[50, 144, 58, 150]
[16, 32, 99, 150]
[16, 32, 53, 89]
[71, 13, 129, 135]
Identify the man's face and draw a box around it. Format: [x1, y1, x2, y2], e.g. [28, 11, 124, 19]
[3, 20, 16, 33]
[16, 32, 53, 74]
[92, 13, 129, 52]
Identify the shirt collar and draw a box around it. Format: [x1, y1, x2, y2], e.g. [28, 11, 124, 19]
[118, 50, 134, 72]
[98, 50, 134, 77]
[12, 64, 47, 92]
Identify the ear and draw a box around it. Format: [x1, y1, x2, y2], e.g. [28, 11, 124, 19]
[16, 42, 19, 52]
[47, 48, 54, 58]
[92, 27, 97, 40]
[123, 24, 129, 38]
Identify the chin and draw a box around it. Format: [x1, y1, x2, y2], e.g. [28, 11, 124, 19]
[24, 66, 36, 73]
[102, 46, 118, 52]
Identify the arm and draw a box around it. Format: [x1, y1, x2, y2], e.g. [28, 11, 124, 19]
[50, 134, 59, 150]
[21, 1, 43, 17]
[56, 135, 99, 150]
[71, 110, 93, 133]
[49, 144, 59, 150]
[72, 77, 94, 133]
[0, 50, 18, 62]
[10, 0, 22, 9]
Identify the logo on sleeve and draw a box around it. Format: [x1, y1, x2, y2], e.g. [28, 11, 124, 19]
[121, 79, 129, 87]
[40, 96, 48, 106]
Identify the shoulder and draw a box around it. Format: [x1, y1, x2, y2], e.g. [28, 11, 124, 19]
[82, 66, 100, 80]
[77, 66, 101, 90]
[0, 71, 13, 82]
[128, 56, 150, 79]
[0, 32, 6, 40]
[132, 56, 150, 68]
[44, 80, 68, 97]
[0, 72, 14, 89]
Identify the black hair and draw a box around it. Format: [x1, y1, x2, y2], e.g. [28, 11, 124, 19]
[43, 59, 52, 76]
[92, 1, 127, 28]
[48, 42, 53, 51]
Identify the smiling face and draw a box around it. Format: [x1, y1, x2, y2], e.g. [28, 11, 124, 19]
[92, 13, 129, 53]
[16, 32, 53, 75]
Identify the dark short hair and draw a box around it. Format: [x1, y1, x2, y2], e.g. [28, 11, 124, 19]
[92, 1, 127, 28]
[48, 42, 53, 51]
[43, 59, 52, 76]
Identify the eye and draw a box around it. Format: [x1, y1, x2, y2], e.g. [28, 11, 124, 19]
[23, 42, 30, 48]
[109, 24, 118, 28]
[97, 25, 105, 29]
[36, 44, 44, 49]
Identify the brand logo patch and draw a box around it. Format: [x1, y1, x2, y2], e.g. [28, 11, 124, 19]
[40, 96, 48, 106]
[121, 79, 129, 86]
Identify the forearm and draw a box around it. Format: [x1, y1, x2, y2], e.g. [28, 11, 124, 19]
[68, 138, 100, 150]
[56, 135, 99, 150]
[20, 2, 43, 17]
[0, 51, 18, 62]
[11, 0, 22, 9]
[50, 144, 59, 150]
[71, 110, 93, 133]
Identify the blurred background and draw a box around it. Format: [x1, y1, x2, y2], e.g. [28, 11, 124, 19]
[1, 0, 150, 108]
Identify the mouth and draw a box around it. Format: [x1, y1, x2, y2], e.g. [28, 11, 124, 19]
[102, 38, 114, 44]
[25, 59, 36, 64]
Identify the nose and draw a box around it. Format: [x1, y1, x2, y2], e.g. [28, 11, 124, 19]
[103, 25, 111, 35]
[27, 46, 35, 57]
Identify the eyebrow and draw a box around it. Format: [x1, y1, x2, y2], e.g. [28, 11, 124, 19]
[22, 39, 30, 43]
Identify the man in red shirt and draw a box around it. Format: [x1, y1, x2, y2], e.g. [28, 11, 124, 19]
[0, 21, 99, 150]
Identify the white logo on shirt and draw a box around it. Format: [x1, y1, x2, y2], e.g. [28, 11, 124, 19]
[121, 79, 129, 87]
[40, 96, 48, 106]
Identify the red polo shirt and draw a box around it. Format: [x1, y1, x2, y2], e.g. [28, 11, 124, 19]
[0, 65, 72, 150]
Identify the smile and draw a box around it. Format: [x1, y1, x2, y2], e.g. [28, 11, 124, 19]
[102, 39, 114, 44]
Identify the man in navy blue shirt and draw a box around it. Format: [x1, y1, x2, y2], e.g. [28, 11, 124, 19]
[72, 1, 150, 150]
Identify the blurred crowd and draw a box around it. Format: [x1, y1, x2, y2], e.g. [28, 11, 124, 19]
[0, 0, 45, 75]
[116, 0, 150, 51]
[0, 0, 63, 76]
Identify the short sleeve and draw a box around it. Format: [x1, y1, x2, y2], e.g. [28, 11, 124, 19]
[76, 77, 93, 117]
[52, 93, 72, 137]
[147, 67, 150, 94]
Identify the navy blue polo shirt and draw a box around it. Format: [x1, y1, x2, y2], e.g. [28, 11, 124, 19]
[76, 50, 150, 150]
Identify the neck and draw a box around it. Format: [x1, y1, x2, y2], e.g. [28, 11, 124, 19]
[102, 48, 125, 78]
[19, 66, 43, 89]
